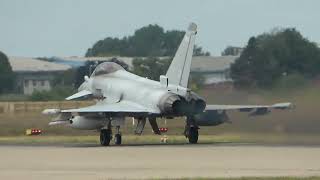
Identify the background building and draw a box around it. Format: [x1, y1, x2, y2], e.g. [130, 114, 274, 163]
[221, 46, 244, 56]
[191, 56, 237, 84]
[8, 57, 71, 95]
[8, 55, 238, 95]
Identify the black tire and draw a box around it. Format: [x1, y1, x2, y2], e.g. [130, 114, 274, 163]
[114, 134, 122, 145]
[188, 127, 198, 144]
[100, 129, 111, 146]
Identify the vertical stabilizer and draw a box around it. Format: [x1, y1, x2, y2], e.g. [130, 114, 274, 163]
[165, 23, 197, 88]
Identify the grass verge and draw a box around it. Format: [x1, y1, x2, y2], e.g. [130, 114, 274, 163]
[0, 133, 320, 145]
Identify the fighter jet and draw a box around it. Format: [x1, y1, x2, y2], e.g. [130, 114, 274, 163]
[43, 23, 292, 146]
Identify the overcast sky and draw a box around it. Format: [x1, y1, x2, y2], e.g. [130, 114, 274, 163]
[0, 0, 319, 57]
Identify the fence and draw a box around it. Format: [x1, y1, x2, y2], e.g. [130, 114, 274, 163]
[0, 101, 94, 114]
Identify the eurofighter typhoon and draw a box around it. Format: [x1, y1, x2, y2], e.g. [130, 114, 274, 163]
[43, 23, 292, 146]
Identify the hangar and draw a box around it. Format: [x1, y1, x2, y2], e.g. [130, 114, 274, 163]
[8, 57, 71, 95]
[191, 56, 237, 84]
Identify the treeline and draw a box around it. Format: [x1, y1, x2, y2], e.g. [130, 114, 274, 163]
[3, 25, 320, 101]
[231, 28, 320, 89]
[85, 24, 210, 57]
[0, 51, 14, 93]
[132, 57, 204, 91]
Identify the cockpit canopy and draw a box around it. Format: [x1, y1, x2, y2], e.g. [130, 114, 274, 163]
[91, 62, 124, 77]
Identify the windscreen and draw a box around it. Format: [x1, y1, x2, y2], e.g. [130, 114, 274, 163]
[91, 62, 124, 77]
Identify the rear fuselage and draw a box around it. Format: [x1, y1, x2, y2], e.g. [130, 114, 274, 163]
[91, 70, 168, 114]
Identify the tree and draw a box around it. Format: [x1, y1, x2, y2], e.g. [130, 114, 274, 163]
[52, 69, 76, 87]
[128, 24, 165, 56]
[0, 51, 15, 93]
[188, 73, 205, 92]
[231, 28, 320, 89]
[230, 37, 259, 88]
[163, 30, 185, 56]
[193, 45, 211, 56]
[132, 57, 204, 90]
[30, 86, 75, 101]
[132, 57, 171, 81]
[85, 24, 210, 57]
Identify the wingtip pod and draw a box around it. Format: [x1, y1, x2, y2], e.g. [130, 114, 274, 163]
[42, 109, 61, 115]
[272, 102, 294, 110]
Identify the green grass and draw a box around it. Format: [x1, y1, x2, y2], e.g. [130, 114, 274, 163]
[0, 134, 246, 145]
[0, 94, 29, 101]
[1, 85, 320, 144]
[1, 133, 320, 145]
[0, 135, 228, 145]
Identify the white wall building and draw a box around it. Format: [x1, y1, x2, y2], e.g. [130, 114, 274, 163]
[191, 56, 238, 84]
[8, 57, 71, 95]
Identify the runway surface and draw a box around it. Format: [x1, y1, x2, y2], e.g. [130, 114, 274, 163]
[1, 143, 320, 180]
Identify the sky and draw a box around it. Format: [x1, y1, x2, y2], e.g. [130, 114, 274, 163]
[0, 0, 319, 57]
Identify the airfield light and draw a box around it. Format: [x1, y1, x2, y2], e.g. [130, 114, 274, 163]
[159, 127, 168, 133]
[26, 129, 43, 136]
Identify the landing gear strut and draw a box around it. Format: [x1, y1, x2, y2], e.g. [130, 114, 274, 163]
[100, 120, 112, 146]
[100, 129, 112, 146]
[114, 126, 122, 145]
[184, 116, 199, 144]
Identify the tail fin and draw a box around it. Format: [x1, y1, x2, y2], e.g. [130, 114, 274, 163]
[165, 23, 197, 88]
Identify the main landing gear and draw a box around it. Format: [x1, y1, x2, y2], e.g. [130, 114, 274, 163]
[184, 116, 199, 144]
[99, 116, 199, 146]
[114, 126, 122, 145]
[100, 129, 112, 146]
[100, 122, 122, 146]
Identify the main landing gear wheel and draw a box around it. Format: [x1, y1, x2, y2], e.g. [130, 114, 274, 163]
[185, 116, 199, 144]
[100, 129, 112, 146]
[114, 134, 122, 145]
[188, 127, 199, 144]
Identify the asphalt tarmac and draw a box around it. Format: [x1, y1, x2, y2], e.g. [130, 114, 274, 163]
[1, 143, 320, 180]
